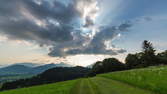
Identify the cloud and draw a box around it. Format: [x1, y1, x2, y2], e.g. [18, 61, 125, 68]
[48, 21, 131, 56]
[0, 0, 78, 45]
[0, 0, 133, 57]
[75, 0, 99, 27]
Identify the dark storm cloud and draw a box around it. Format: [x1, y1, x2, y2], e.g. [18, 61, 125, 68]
[83, 17, 94, 27]
[0, 0, 132, 57]
[49, 22, 132, 56]
[47, 17, 153, 56]
[0, 0, 78, 46]
[68, 22, 131, 55]
[22, 0, 78, 23]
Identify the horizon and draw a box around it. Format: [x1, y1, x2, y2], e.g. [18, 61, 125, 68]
[0, 0, 167, 66]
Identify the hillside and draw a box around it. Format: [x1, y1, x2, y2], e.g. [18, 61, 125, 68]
[0, 63, 72, 75]
[0, 80, 78, 94]
[0, 66, 90, 90]
[14, 63, 43, 68]
[32, 63, 73, 73]
[0, 63, 73, 83]
[99, 66, 167, 94]
[0, 65, 32, 75]
[1, 66, 167, 94]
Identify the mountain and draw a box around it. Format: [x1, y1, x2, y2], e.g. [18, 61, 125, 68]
[33, 63, 73, 73]
[0, 63, 73, 76]
[54, 62, 73, 67]
[32, 63, 57, 73]
[0, 65, 32, 75]
[0, 64, 9, 68]
[1, 66, 90, 90]
[15, 63, 43, 68]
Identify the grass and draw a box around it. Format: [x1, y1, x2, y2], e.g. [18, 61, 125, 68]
[0, 80, 78, 94]
[99, 66, 167, 94]
[0, 77, 155, 94]
[71, 77, 155, 94]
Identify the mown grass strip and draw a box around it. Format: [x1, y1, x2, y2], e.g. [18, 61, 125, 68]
[70, 79, 83, 94]
[88, 78, 101, 94]
[92, 77, 155, 94]
[71, 78, 101, 94]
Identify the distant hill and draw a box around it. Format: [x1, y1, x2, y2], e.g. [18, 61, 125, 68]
[15, 63, 43, 68]
[39, 66, 89, 82]
[0, 64, 10, 68]
[1, 66, 90, 90]
[0, 65, 32, 75]
[32, 63, 73, 73]
[54, 62, 73, 67]
[0, 63, 73, 76]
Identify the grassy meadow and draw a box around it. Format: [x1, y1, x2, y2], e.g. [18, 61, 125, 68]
[71, 77, 154, 94]
[0, 80, 78, 94]
[99, 66, 167, 94]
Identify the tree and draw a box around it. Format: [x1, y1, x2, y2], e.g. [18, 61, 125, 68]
[126, 54, 141, 69]
[88, 61, 103, 76]
[157, 50, 167, 65]
[125, 40, 159, 69]
[102, 58, 125, 72]
[90, 58, 125, 75]
[141, 40, 157, 66]
[142, 40, 156, 55]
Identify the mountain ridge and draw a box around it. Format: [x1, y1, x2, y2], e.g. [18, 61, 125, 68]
[0, 63, 73, 76]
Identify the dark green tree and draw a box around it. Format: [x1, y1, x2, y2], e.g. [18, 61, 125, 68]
[126, 53, 141, 69]
[125, 40, 159, 69]
[157, 50, 167, 65]
[142, 40, 156, 55]
[90, 58, 125, 75]
[141, 40, 157, 66]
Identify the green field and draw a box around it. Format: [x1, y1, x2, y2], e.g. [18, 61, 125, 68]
[0, 80, 78, 94]
[71, 77, 155, 94]
[99, 66, 167, 94]
[1, 66, 167, 94]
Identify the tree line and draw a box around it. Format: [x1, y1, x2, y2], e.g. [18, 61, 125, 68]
[88, 40, 167, 76]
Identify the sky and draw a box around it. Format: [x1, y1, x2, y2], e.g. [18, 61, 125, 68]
[0, 0, 167, 66]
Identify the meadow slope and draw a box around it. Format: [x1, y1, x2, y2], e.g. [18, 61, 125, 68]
[71, 77, 155, 94]
[99, 66, 167, 94]
[0, 80, 78, 94]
